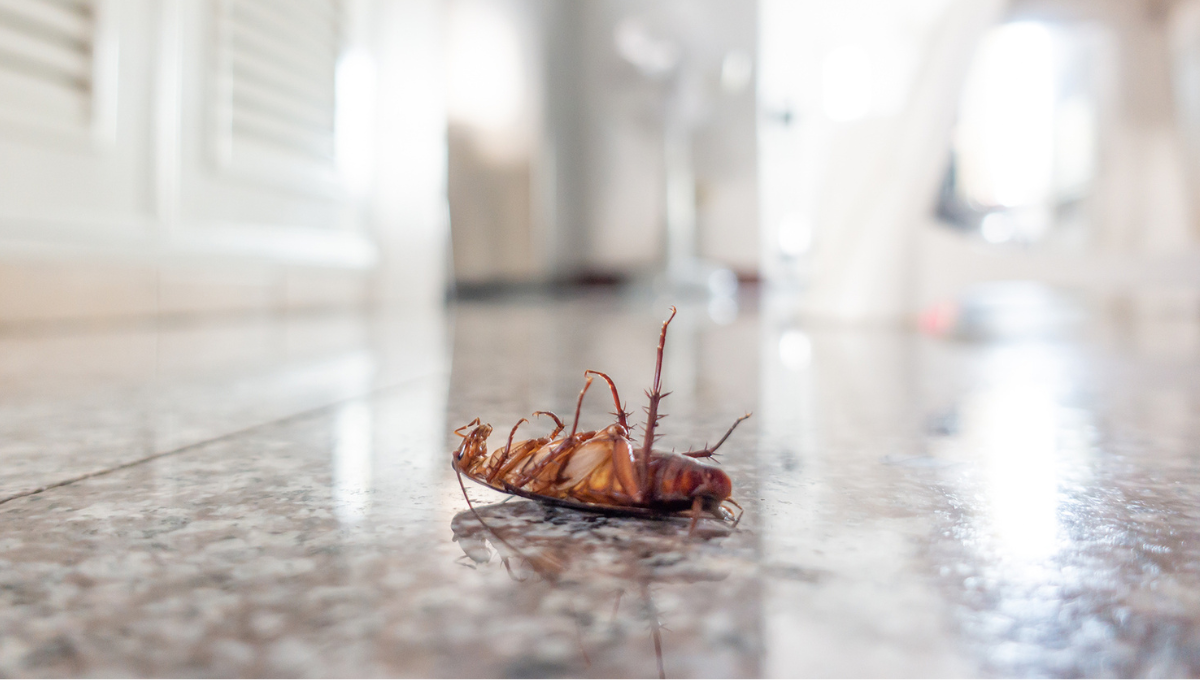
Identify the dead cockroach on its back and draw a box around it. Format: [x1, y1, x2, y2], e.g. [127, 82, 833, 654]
[451, 307, 750, 532]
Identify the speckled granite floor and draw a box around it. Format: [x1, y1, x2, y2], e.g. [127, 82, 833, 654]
[1, 295, 1199, 677]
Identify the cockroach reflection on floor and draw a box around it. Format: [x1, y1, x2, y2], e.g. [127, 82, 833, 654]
[451, 306, 750, 532]
[450, 500, 739, 679]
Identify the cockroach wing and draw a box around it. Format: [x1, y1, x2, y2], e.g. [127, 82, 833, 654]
[556, 434, 640, 500]
[556, 438, 612, 489]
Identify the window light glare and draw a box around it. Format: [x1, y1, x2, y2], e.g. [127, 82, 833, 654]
[822, 44, 873, 122]
[335, 50, 377, 197]
[446, 1, 524, 132]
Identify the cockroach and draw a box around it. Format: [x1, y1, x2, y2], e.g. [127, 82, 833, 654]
[451, 307, 750, 532]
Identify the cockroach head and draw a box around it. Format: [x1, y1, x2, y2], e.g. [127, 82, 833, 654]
[692, 463, 732, 504]
[453, 421, 492, 462]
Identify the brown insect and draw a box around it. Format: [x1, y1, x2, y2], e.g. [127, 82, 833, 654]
[451, 307, 750, 531]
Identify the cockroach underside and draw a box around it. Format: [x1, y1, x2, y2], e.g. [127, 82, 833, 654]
[451, 307, 751, 533]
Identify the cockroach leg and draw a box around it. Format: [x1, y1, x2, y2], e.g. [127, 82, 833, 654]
[722, 498, 744, 527]
[687, 495, 704, 537]
[485, 418, 528, 484]
[607, 432, 645, 504]
[639, 306, 677, 500]
[585, 370, 630, 430]
[532, 410, 565, 439]
[511, 437, 577, 491]
[682, 412, 753, 458]
[495, 441, 543, 482]
[569, 373, 595, 438]
[454, 417, 481, 437]
[511, 373, 597, 488]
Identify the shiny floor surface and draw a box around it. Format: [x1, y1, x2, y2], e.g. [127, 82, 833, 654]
[1, 295, 1199, 677]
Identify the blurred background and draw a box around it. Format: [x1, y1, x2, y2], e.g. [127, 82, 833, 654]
[5, 3, 1200, 675]
[0, 0, 1196, 328]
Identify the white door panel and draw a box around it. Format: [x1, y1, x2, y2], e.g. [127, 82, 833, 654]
[0, 0, 151, 240]
[0, 0, 375, 269]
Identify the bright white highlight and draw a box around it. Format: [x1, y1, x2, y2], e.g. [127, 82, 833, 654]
[957, 22, 1058, 207]
[336, 50, 377, 197]
[779, 330, 812, 370]
[777, 213, 812, 256]
[446, 1, 524, 132]
[961, 345, 1064, 562]
[980, 213, 1014, 244]
[822, 44, 873, 122]
[333, 401, 373, 524]
[1055, 96, 1097, 198]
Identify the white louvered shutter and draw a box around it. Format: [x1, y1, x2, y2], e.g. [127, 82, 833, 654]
[0, 0, 94, 131]
[214, 0, 342, 179]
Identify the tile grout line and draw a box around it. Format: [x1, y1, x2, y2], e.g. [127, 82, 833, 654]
[0, 370, 448, 507]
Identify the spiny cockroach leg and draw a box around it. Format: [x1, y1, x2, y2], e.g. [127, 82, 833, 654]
[512, 375, 596, 489]
[682, 412, 753, 458]
[486, 418, 528, 484]
[532, 410, 564, 439]
[585, 370, 630, 430]
[687, 495, 704, 537]
[639, 306, 677, 500]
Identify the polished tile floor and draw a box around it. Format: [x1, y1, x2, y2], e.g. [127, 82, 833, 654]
[1, 294, 1199, 677]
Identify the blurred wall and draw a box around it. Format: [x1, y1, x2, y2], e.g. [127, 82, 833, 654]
[445, 0, 549, 286]
[759, 0, 1200, 323]
[0, 0, 448, 324]
[916, 0, 1200, 316]
[445, 0, 758, 286]
[758, 0, 1006, 321]
[577, 0, 759, 278]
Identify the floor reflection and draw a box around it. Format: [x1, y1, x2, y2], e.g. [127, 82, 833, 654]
[333, 401, 373, 524]
[922, 328, 1200, 676]
[449, 501, 736, 678]
[757, 288, 1200, 676]
[759, 315, 973, 676]
[956, 343, 1085, 563]
[2, 294, 1199, 675]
